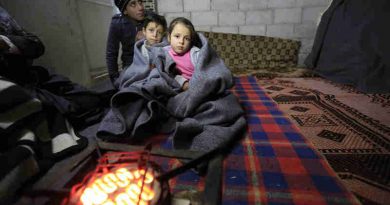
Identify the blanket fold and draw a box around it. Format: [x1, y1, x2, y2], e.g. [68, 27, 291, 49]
[0, 77, 89, 202]
[97, 33, 246, 152]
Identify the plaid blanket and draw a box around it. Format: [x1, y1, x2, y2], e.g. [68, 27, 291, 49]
[155, 76, 360, 204]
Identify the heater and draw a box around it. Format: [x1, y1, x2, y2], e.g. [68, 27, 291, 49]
[63, 149, 170, 205]
[18, 142, 223, 205]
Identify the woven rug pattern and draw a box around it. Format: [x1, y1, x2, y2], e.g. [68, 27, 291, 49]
[150, 76, 360, 204]
[256, 77, 390, 205]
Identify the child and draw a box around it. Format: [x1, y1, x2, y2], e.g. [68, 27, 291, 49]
[98, 17, 245, 166]
[140, 13, 167, 64]
[165, 17, 200, 91]
[106, 0, 148, 88]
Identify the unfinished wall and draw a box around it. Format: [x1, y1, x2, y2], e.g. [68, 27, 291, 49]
[1, 0, 332, 86]
[157, 0, 332, 66]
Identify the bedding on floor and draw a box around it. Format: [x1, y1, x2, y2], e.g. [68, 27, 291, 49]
[97, 33, 247, 153]
[14, 76, 361, 205]
[257, 77, 390, 204]
[110, 76, 361, 204]
[0, 77, 88, 203]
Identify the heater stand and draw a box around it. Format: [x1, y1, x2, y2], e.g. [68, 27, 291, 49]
[15, 140, 224, 205]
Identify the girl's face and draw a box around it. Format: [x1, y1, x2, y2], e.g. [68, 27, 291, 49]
[123, 0, 145, 21]
[168, 23, 192, 55]
[143, 22, 165, 45]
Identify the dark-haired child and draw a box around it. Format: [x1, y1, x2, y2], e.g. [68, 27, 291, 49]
[140, 13, 167, 64]
[106, 0, 149, 88]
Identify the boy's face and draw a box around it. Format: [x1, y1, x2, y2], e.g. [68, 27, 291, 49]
[123, 0, 145, 21]
[142, 22, 165, 45]
[168, 23, 192, 55]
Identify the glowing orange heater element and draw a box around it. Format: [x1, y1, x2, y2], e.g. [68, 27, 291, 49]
[65, 151, 164, 205]
[79, 168, 155, 205]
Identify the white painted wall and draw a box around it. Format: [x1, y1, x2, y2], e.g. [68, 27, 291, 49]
[157, 0, 333, 66]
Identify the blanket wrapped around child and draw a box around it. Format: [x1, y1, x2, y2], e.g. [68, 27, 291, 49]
[97, 33, 246, 152]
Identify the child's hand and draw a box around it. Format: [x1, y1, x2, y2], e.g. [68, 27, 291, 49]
[182, 81, 189, 91]
[149, 64, 156, 69]
[136, 31, 144, 41]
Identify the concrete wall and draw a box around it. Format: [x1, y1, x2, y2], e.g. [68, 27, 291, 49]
[1, 0, 332, 86]
[0, 0, 114, 86]
[157, 0, 332, 66]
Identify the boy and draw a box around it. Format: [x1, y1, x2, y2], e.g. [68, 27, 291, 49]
[106, 0, 149, 88]
[140, 13, 167, 64]
[117, 13, 167, 87]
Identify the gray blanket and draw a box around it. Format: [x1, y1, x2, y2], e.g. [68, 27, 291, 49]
[97, 33, 246, 151]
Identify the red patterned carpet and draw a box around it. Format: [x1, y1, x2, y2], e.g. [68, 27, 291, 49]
[256, 77, 390, 205]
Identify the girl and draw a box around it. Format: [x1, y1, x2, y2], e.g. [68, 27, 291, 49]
[165, 17, 200, 91]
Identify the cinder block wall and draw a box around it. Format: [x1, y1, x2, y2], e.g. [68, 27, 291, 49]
[157, 0, 332, 66]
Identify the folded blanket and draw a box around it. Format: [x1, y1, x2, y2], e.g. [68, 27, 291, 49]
[0, 77, 88, 202]
[0, 77, 88, 158]
[0, 76, 88, 204]
[97, 33, 246, 152]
